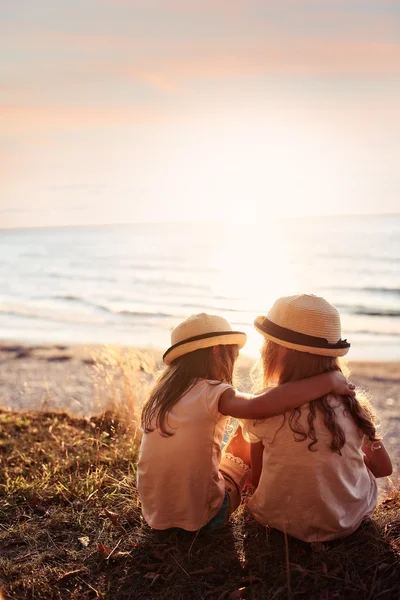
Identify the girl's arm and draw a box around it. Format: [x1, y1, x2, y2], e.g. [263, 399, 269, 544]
[362, 439, 392, 478]
[250, 441, 264, 488]
[219, 371, 355, 419]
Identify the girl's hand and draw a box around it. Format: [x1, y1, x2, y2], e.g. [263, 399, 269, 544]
[362, 438, 392, 478]
[330, 371, 356, 396]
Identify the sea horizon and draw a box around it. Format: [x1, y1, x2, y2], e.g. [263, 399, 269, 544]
[1, 211, 400, 232]
[1, 214, 399, 361]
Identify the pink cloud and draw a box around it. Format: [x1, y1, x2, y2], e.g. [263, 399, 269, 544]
[2, 2, 400, 130]
[2, 33, 400, 125]
[95, 37, 400, 84]
[97, 0, 400, 23]
[7, 15, 400, 85]
[0, 104, 168, 133]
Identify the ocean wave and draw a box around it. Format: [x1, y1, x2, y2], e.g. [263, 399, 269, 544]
[53, 295, 178, 319]
[1, 299, 179, 323]
[338, 305, 400, 318]
[47, 271, 212, 292]
[48, 272, 118, 283]
[319, 253, 399, 264]
[2, 303, 400, 340]
[345, 329, 400, 337]
[0, 306, 105, 325]
[362, 287, 400, 296]
[54, 295, 111, 313]
[178, 302, 243, 313]
[117, 309, 177, 318]
[21, 253, 45, 258]
[55, 294, 92, 303]
[331, 286, 400, 296]
[355, 309, 400, 317]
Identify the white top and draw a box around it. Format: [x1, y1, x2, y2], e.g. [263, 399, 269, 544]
[242, 396, 377, 542]
[137, 379, 232, 531]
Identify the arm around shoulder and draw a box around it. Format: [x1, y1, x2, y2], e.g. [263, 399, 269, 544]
[218, 371, 355, 420]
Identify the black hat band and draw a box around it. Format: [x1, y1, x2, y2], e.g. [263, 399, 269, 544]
[257, 318, 350, 350]
[163, 330, 244, 361]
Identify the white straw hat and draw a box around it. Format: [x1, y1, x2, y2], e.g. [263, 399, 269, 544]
[254, 294, 350, 357]
[163, 313, 247, 365]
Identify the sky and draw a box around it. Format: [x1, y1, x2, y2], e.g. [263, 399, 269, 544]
[1, 0, 400, 228]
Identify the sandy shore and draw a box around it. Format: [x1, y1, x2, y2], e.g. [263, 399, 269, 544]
[1, 341, 399, 477]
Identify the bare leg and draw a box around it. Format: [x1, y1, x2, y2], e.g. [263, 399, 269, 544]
[224, 425, 251, 467]
[219, 426, 251, 514]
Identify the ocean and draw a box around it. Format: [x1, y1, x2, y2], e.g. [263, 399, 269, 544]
[0, 215, 399, 360]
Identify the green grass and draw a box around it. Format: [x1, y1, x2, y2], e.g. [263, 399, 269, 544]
[0, 409, 399, 600]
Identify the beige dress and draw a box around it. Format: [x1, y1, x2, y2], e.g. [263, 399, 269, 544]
[242, 396, 377, 542]
[137, 379, 232, 531]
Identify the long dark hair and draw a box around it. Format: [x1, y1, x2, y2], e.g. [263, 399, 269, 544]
[141, 344, 238, 436]
[259, 339, 379, 454]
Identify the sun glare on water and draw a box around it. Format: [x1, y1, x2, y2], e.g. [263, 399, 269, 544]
[207, 219, 298, 357]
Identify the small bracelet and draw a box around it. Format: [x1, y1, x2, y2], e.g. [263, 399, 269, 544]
[370, 441, 382, 452]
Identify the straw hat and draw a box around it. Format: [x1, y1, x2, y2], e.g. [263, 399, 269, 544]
[163, 313, 247, 365]
[254, 294, 350, 357]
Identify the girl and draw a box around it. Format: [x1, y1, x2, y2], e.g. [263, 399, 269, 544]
[243, 294, 392, 542]
[137, 312, 355, 532]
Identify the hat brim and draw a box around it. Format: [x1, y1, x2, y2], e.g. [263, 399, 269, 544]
[254, 316, 350, 358]
[163, 331, 247, 365]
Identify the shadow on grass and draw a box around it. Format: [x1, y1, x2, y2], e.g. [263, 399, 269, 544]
[100, 525, 246, 600]
[239, 512, 400, 600]
[0, 410, 399, 600]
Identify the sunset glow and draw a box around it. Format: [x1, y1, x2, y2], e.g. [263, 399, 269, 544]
[1, 1, 400, 228]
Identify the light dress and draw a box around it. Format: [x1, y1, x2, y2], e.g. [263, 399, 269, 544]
[138, 379, 234, 531]
[242, 395, 377, 542]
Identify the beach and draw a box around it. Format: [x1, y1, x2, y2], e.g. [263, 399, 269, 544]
[1, 341, 398, 478]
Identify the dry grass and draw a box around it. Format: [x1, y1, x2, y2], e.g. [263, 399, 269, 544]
[90, 347, 156, 422]
[0, 350, 399, 599]
[1, 410, 399, 600]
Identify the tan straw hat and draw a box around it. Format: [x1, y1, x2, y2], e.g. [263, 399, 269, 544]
[163, 313, 247, 365]
[254, 294, 350, 357]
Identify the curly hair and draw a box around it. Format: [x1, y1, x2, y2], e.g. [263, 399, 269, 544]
[258, 339, 379, 454]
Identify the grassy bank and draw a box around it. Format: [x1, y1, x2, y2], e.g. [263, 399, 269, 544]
[0, 409, 399, 600]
